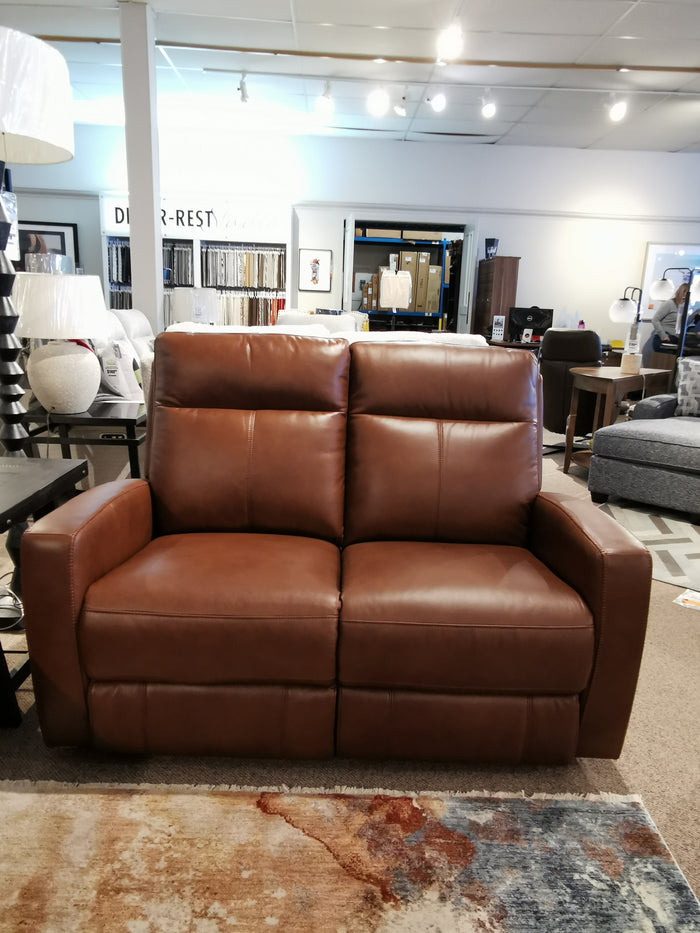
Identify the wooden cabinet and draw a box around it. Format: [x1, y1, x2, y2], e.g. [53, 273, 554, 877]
[473, 256, 520, 338]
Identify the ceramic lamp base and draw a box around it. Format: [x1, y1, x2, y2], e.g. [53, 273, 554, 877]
[27, 341, 101, 413]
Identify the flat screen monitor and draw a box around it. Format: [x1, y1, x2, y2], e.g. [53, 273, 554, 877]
[508, 307, 553, 343]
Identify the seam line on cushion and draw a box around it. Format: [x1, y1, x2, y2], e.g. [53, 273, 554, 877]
[82, 610, 340, 621]
[341, 619, 592, 630]
[245, 410, 256, 527]
[436, 420, 444, 540]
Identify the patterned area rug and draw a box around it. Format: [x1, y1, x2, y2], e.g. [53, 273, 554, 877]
[599, 501, 700, 589]
[2, 783, 699, 932]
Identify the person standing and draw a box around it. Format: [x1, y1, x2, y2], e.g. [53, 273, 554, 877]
[651, 282, 689, 351]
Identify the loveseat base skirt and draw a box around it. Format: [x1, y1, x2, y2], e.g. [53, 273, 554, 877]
[87, 683, 337, 757]
[336, 688, 580, 764]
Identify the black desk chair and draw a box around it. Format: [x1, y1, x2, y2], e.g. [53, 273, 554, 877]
[539, 328, 602, 453]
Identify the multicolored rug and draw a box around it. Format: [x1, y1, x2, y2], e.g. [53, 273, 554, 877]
[2, 784, 698, 932]
[598, 500, 700, 589]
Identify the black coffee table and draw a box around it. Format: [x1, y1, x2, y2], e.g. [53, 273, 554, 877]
[0, 456, 88, 726]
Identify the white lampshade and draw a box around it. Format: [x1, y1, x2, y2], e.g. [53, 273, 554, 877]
[14, 273, 110, 340]
[608, 297, 637, 323]
[649, 277, 675, 301]
[171, 287, 219, 325]
[0, 27, 74, 164]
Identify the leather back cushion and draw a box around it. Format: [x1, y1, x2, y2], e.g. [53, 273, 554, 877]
[344, 344, 541, 545]
[148, 333, 350, 541]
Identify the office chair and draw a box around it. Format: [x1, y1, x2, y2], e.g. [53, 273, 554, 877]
[539, 328, 602, 453]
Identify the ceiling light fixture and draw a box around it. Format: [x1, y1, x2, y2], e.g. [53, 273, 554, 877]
[608, 98, 627, 122]
[238, 72, 249, 103]
[481, 91, 497, 119]
[428, 92, 447, 113]
[367, 87, 390, 117]
[436, 23, 463, 62]
[315, 80, 334, 116]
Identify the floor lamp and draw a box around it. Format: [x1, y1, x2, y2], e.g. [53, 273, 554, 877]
[0, 26, 74, 454]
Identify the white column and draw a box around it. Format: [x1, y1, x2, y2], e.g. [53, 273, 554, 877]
[119, 0, 163, 332]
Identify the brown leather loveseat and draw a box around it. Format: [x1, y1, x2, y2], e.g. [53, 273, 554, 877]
[21, 333, 651, 764]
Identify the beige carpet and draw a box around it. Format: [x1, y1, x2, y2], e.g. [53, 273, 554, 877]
[1, 451, 698, 900]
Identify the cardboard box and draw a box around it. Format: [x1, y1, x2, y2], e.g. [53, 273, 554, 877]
[426, 265, 442, 315]
[371, 273, 379, 310]
[403, 230, 439, 242]
[361, 283, 369, 310]
[366, 228, 402, 239]
[399, 252, 418, 311]
[377, 266, 392, 310]
[414, 251, 431, 312]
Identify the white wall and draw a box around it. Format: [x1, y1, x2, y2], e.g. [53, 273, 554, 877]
[11, 124, 700, 341]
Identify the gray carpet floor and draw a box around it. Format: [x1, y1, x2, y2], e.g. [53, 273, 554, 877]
[1, 450, 698, 896]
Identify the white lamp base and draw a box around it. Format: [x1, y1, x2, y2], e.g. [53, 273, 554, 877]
[27, 342, 101, 414]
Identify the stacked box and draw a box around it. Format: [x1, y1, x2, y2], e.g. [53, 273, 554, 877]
[426, 265, 442, 315]
[414, 251, 431, 313]
[399, 252, 418, 311]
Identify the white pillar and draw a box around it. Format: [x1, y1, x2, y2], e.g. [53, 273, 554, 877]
[119, 0, 163, 332]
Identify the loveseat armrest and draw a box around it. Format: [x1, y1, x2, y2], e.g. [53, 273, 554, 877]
[21, 479, 153, 746]
[632, 393, 677, 419]
[529, 491, 651, 758]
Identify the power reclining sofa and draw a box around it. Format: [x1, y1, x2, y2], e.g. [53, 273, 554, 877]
[22, 333, 651, 764]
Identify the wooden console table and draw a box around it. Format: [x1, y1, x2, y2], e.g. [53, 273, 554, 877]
[563, 367, 672, 473]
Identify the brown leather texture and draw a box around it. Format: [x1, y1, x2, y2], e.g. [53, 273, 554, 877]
[336, 689, 580, 764]
[339, 540, 594, 693]
[80, 533, 340, 686]
[530, 492, 652, 758]
[344, 344, 542, 545]
[88, 683, 336, 756]
[20, 480, 153, 746]
[147, 333, 350, 541]
[19, 336, 651, 763]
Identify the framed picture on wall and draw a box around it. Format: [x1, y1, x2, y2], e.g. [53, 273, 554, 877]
[299, 248, 332, 292]
[17, 221, 80, 272]
[641, 243, 700, 320]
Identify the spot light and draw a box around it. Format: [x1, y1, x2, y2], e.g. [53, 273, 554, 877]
[367, 87, 390, 117]
[608, 99, 628, 122]
[428, 92, 447, 113]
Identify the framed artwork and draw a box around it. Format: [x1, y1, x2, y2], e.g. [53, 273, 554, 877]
[641, 243, 700, 320]
[17, 221, 80, 272]
[299, 248, 332, 292]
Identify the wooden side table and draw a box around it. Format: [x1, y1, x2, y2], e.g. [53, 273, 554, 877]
[563, 367, 672, 473]
[0, 456, 88, 726]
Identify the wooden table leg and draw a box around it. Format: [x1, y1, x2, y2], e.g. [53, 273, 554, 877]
[563, 386, 581, 473]
[601, 386, 618, 429]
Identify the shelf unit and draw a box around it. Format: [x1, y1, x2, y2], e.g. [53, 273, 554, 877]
[472, 256, 520, 339]
[104, 236, 287, 325]
[351, 223, 460, 331]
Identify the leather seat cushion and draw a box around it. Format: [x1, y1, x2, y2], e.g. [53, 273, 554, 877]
[339, 541, 594, 693]
[80, 533, 340, 685]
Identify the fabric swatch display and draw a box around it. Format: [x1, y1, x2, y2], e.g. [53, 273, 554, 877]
[379, 269, 412, 309]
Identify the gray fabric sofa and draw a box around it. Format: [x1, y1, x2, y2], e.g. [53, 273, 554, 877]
[588, 393, 700, 518]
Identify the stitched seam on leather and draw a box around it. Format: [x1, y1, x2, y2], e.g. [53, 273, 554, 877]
[245, 410, 256, 528]
[342, 619, 591, 630]
[83, 610, 339, 620]
[436, 420, 444, 539]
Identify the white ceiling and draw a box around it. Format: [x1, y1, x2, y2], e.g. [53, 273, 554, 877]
[2, 0, 700, 152]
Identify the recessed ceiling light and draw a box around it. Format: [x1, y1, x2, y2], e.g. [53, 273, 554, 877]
[437, 23, 463, 62]
[618, 67, 630, 73]
[374, 58, 387, 64]
[482, 100, 496, 119]
[367, 87, 390, 117]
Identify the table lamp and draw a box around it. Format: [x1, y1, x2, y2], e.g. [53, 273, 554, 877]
[609, 286, 642, 374]
[0, 26, 74, 451]
[14, 273, 111, 413]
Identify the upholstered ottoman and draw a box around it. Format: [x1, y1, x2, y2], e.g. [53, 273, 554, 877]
[588, 415, 700, 516]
